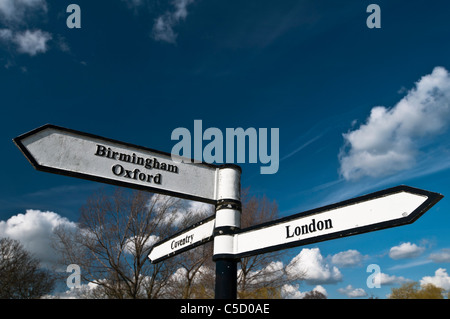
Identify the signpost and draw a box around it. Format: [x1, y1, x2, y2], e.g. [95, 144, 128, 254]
[13, 124, 220, 204]
[14, 124, 444, 300]
[219, 186, 443, 259]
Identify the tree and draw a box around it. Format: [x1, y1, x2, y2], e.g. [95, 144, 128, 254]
[237, 188, 304, 299]
[53, 187, 303, 299]
[53, 188, 189, 299]
[161, 242, 215, 299]
[303, 290, 327, 299]
[389, 282, 444, 299]
[0, 237, 55, 298]
[157, 209, 215, 299]
[389, 282, 418, 299]
[415, 284, 444, 299]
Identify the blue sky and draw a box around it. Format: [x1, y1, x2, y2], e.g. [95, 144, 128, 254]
[1, 0, 450, 299]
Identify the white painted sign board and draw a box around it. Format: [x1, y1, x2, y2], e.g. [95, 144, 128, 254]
[148, 216, 216, 263]
[14, 124, 219, 204]
[213, 186, 443, 259]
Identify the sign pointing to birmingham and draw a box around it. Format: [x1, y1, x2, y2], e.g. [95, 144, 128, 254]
[13, 124, 220, 204]
[214, 185, 443, 259]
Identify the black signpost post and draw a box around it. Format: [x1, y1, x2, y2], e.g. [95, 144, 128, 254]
[14, 125, 444, 300]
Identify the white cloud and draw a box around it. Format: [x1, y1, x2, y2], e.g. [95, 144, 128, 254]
[156, 194, 213, 227]
[330, 249, 365, 267]
[312, 284, 327, 297]
[337, 284, 367, 298]
[187, 199, 214, 215]
[0, 0, 53, 58]
[389, 242, 425, 260]
[0, 28, 51, 56]
[152, 0, 195, 43]
[281, 284, 327, 299]
[13, 29, 51, 55]
[167, 265, 213, 286]
[420, 268, 450, 290]
[0, 209, 77, 268]
[124, 235, 159, 256]
[0, 0, 47, 23]
[0, 28, 13, 41]
[281, 283, 304, 299]
[388, 259, 432, 271]
[429, 248, 450, 263]
[52, 282, 99, 299]
[287, 248, 342, 284]
[339, 67, 450, 180]
[240, 261, 286, 286]
[375, 272, 411, 285]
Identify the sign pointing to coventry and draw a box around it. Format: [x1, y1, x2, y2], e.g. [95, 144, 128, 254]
[148, 215, 216, 263]
[13, 124, 220, 204]
[215, 185, 443, 259]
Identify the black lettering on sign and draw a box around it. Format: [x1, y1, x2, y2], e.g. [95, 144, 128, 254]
[171, 234, 195, 250]
[112, 164, 161, 185]
[286, 218, 333, 239]
[95, 144, 179, 174]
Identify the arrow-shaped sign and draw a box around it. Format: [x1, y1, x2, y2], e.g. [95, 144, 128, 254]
[148, 215, 216, 263]
[213, 185, 443, 259]
[13, 124, 220, 204]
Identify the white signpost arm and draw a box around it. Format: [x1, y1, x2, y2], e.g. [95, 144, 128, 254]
[148, 215, 216, 264]
[13, 124, 219, 204]
[231, 185, 443, 259]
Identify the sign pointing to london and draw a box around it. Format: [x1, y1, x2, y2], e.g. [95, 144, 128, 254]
[13, 124, 220, 204]
[211, 186, 443, 260]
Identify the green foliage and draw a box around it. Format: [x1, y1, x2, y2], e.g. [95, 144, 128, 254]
[389, 282, 445, 299]
[238, 286, 282, 299]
